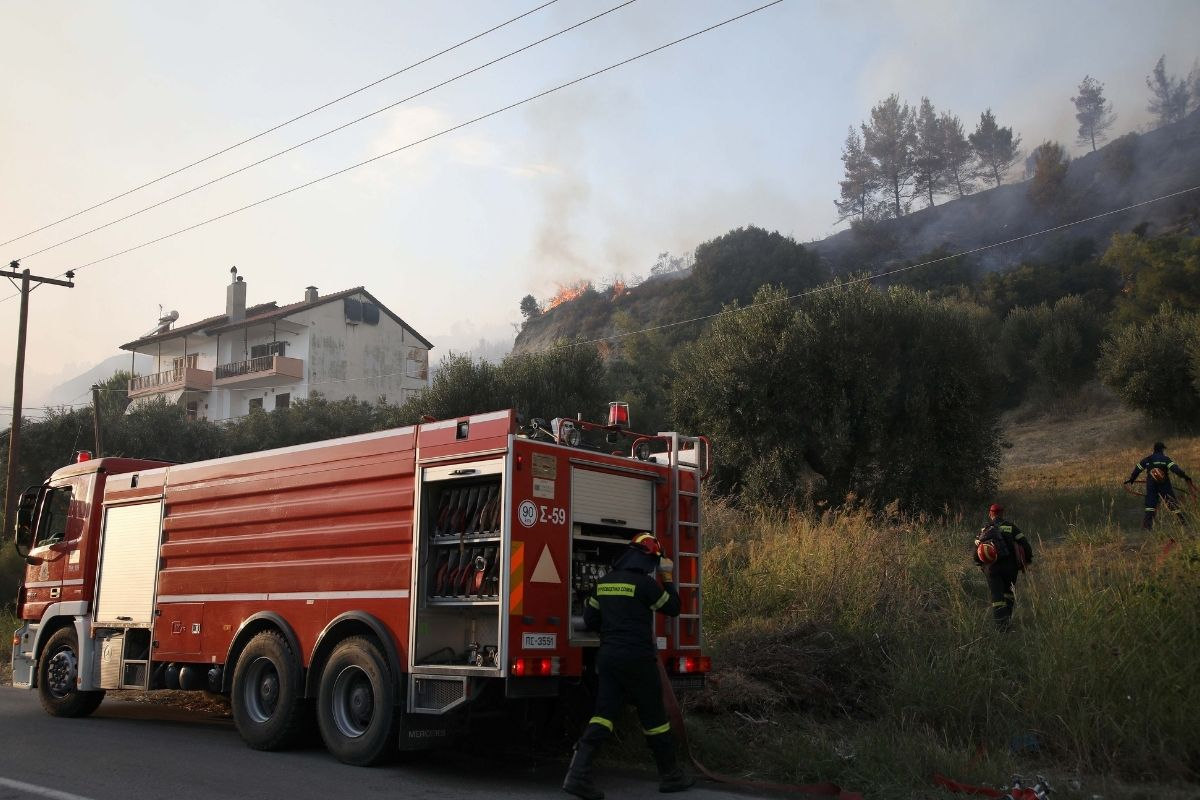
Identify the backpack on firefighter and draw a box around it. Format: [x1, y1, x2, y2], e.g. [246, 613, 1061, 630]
[976, 520, 1024, 569]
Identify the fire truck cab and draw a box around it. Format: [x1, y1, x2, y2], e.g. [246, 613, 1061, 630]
[10, 406, 709, 765]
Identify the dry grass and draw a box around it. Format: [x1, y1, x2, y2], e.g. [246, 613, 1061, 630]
[691, 396, 1200, 797]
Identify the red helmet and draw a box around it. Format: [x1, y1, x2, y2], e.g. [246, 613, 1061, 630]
[630, 533, 662, 558]
[989, 503, 1003, 516]
[977, 541, 998, 564]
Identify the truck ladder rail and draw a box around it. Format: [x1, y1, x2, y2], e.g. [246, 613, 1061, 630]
[661, 432, 705, 652]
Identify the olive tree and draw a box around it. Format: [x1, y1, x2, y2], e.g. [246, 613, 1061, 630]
[672, 283, 1000, 511]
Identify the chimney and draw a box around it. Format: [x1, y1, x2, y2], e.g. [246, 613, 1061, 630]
[227, 266, 246, 322]
[305, 286, 319, 303]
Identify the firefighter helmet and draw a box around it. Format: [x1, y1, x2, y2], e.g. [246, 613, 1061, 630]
[989, 503, 1003, 516]
[1150, 467, 1168, 483]
[977, 541, 998, 565]
[615, 532, 662, 573]
[630, 532, 663, 558]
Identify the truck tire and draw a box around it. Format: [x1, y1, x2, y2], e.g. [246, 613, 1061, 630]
[231, 630, 307, 751]
[36, 627, 105, 718]
[317, 636, 397, 766]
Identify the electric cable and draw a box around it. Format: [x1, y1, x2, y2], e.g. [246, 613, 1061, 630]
[0, 1, 560, 249]
[0, 1, 783, 291]
[15, 0, 639, 262]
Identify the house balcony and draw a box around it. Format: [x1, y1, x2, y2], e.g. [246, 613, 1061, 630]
[128, 367, 213, 399]
[214, 355, 305, 388]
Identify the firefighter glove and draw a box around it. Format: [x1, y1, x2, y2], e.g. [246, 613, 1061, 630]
[658, 557, 674, 581]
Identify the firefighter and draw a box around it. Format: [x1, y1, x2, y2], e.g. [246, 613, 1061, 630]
[1124, 442, 1194, 529]
[563, 532, 692, 799]
[974, 504, 1033, 629]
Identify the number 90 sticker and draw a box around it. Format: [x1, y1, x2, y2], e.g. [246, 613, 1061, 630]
[518, 499, 567, 527]
[518, 500, 538, 528]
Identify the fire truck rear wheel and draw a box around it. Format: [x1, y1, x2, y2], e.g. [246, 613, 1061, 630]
[36, 627, 105, 717]
[317, 636, 397, 766]
[232, 630, 306, 751]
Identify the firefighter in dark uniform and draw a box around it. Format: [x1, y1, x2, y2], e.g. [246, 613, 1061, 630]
[1125, 442, 1194, 529]
[974, 504, 1033, 629]
[563, 533, 692, 799]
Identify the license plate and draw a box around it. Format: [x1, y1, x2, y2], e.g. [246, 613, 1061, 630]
[522, 632, 557, 650]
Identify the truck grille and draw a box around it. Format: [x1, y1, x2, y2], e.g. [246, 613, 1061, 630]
[411, 676, 467, 714]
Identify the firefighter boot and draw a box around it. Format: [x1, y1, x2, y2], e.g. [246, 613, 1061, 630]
[562, 743, 604, 800]
[649, 735, 694, 793]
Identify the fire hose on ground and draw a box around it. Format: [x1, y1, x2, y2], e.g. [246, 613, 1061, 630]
[656, 659, 864, 799]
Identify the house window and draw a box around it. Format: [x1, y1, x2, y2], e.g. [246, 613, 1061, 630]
[185, 401, 199, 420]
[248, 398, 264, 413]
[172, 353, 198, 372]
[276, 393, 290, 410]
[250, 342, 286, 359]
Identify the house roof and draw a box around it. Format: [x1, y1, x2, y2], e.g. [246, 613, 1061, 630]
[120, 287, 433, 350]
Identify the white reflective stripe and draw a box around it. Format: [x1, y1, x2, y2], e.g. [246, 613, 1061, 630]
[22, 579, 85, 589]
[0, 777, 98, 800]
[156, 589, 410, 603]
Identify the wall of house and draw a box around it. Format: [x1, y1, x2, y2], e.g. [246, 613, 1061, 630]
[296, 293, 430, 407]
[125, 291, 430, 422]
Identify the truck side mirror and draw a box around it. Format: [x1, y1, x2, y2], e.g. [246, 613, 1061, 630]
[13, 485, 45, 558]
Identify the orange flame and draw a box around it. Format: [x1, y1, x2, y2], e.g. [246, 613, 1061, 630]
[545, 281, 590, 310]
[610, 279, 627, 299]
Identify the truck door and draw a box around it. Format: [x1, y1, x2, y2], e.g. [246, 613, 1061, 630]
[22, 476, 93, 618]
[567, 466, 657, 647]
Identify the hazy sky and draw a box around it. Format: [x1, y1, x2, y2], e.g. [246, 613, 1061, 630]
[3, 0, 1198, 415]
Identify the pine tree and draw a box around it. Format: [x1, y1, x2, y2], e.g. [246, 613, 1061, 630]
[912, 98, 945, 207]
[969, 109, 1022, 188]
[835, 126, 878, 222]
[1146, 55, 1189, 127]
[939, 111, 974, 198]
[1072, 75, 1115, 151]
[863, 94, 917, 218]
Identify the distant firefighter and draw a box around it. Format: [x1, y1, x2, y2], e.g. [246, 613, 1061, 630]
[974, 504, 1033, 629]
[1125, 442, 1194, 530]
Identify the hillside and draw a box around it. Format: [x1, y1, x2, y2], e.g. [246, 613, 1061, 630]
[514, 109, 1200, 355]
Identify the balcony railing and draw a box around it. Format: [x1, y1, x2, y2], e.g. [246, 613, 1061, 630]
[128, 367, 213, 399]
[213, 355, 304, 387]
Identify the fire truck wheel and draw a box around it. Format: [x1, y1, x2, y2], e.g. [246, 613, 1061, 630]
[317, 636, 397, 766]
[36, 627, 105, 717]
[232, 630, 307, 751]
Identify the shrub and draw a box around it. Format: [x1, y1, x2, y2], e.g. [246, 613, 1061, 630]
[1099, 304, 1200, 425]
[672, 283, 1000, 511]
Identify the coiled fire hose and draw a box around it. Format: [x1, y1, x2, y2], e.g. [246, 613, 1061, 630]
[656, 659, 864, 799]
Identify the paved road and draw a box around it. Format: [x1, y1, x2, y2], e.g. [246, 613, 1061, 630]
[0, 688, 761, 800]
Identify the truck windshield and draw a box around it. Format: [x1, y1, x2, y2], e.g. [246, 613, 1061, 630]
[35, 486, 74, 547]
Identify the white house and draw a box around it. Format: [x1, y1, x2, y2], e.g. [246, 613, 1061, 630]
[121, 269, 432, 421]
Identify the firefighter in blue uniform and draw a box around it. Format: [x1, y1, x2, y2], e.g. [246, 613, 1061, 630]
[563, 533, 692, 799]
[975, 504, 1033, 628]
[1125, 442, 1194, 529]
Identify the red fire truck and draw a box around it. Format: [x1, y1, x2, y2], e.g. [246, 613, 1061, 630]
[10, 405, 709, 765]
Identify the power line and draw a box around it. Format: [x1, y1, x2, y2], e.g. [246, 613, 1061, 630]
[551, 182, 1200, 350]
[15, 0, 638, 263]
[0, 1, 560, 249]
[5, 1, 784, 288]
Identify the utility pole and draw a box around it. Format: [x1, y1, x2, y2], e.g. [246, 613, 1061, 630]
[91, 384, 104, 457]
[2, 260, 74, 542]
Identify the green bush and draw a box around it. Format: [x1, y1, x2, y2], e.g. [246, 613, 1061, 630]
[1099, 304, 1200, 425]
[672, 283, 1000, 511]
[997, 296, 1105, 404]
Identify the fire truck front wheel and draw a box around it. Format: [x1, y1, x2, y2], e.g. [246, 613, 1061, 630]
[36, 627, 105, 717]
[231, 630, 308, 751]
[317, 636, 397, 766]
